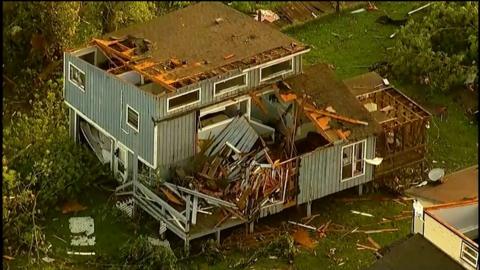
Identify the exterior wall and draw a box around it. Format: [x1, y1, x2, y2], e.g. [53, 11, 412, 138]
[157, 111, 197, 166]
[423, 214, 477, 270]
[156, 54, 304, 121]
[297, 136, 376, 205]
[64, 53, 159, 168]
[68, 108, 77, 142]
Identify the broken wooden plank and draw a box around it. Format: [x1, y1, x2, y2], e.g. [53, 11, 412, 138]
[363, 228, 399, 234]
[160, 187, 184, 205]
[356, 243, 378, 251]
[224, 54, 235, 60]
[288, 221, 317, 231]
[367, 236, 381, 249]
[351, 210, 374, 217]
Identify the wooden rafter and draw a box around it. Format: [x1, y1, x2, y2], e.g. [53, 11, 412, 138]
[92, 39, 176, 92]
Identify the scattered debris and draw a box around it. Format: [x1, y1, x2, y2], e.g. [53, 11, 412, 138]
[351, 210, 374, 217]
[416, 181, 428, 187]
[392, 199, 407, 207]
[357, 243, 378, 251]
[42, 257, 55, 263]
[69, 217, 95, 247]
[367, 236, 381, 249]
[66, 251, 95, 256]
[367, 2, 378, 11]
[254, 10, 280, 23]
[61, 201, 87, 214]
[350, 8, 366, 14]
[223, 53, 235, 60]
[293, 228, 317, 249]
[365, 157, 383, 166]
[289, 221, 317, 231]
[3, 255, 14, 261]
[52, 234, 67, 244]
[408, 3, 432, 16]
[363, 228, 399, 234]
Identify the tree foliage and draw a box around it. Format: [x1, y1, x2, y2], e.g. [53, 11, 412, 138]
[118, 235, 178, 270]
[388, 2, 478, 92]
[3, 80, 108, 256]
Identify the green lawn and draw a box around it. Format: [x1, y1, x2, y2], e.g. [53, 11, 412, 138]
[9, 2, 477, 270]
[285, 1, 478, 173]
[183, 189, 412, 270]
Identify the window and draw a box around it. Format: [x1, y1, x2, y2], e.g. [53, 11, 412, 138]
[260, 59, 293, 81]
[69, 63, 86, 91]
[341, 140, 366, 181]
[126, 105, 139, 132]
[214, 74, 247, 96]
[461, 241, 478, 268]
[199, 98, 249, 130]
[167, 88, 200, 112]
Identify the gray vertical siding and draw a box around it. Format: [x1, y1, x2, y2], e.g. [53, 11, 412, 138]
[297, 136, 376, 205]
[156, 54, 304, 120]
[68, 108, 76, 141]
[157, 111, 196, 166]
[64, 53, 158, 167]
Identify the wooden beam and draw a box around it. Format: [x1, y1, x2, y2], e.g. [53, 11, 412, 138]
[305, 108, 369, 126]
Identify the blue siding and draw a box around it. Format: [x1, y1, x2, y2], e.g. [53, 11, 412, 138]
[297, 136, 376, 204]
[156, 54, 304, 120]
[64, 53, 158, 167]
[157, 112, 196, 166]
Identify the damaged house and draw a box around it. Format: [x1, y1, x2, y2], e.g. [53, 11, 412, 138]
[63, 2, 429, 249]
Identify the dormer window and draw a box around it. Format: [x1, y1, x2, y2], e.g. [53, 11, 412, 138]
[260, 58, 293, 81]
[69, 63, 86, 92]
[214, 73, 247, 96]
[167, 88, 201, 112]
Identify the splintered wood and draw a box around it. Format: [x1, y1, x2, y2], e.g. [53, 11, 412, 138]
[293, 228, 317, 249]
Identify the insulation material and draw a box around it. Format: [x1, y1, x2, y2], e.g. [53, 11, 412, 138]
[80, 121, 112, 164]
[69, 217, 95, 247]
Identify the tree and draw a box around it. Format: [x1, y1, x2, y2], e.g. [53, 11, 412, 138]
[3, 80, 109, 256]
[388, 2, 478, 93]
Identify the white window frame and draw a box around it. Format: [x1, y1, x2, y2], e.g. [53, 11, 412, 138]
[198, 96, 251, 133]
[259, 58, 294, 82]
[213, 73, 248, 97]
[461, 241, 478, 268]
[68, 62, 86, 92]
[126, 104, 140, 133]
[340, 139, 367, 182]
[167, 88, 201, 113]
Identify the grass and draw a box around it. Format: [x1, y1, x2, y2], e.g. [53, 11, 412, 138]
[9, 2, 477, 269]
[284, 2, 424, 79]
[184, 189, 412, 270]
[285, 1, 478, 172]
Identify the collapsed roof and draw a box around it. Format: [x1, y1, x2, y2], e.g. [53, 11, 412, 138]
[91, 2, 308, 92]
[281, 64, 382, 142]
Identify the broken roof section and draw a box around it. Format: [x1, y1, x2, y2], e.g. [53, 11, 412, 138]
[91, 2, 308, 92]
[281, 64, 382, 142]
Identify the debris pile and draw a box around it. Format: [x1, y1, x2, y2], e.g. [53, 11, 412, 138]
[172, 115, 298, 224]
